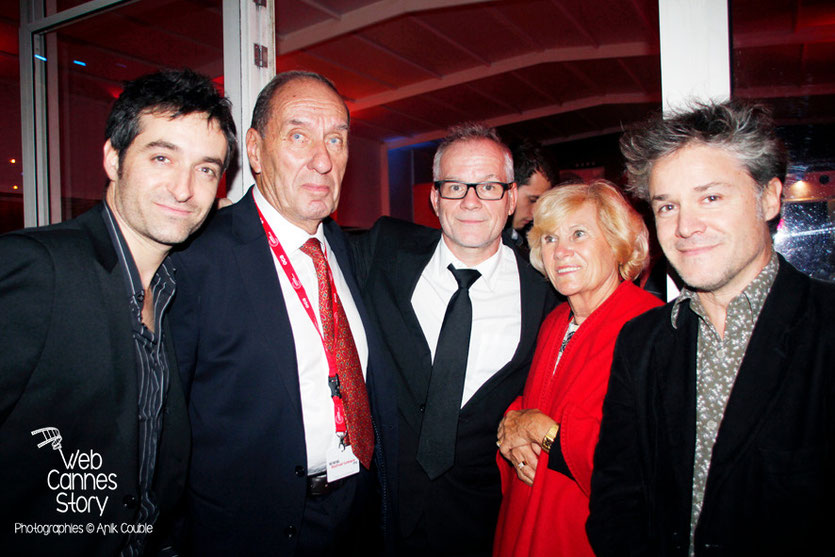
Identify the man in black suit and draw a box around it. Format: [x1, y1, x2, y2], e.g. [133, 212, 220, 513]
[351, 124, 556, 556]
[0, 69, 236, 556]
[169, 71, 397, 556]
[587, 100, 835, 556]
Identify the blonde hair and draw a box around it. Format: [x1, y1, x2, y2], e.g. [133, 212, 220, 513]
[528, 180, 649, 282]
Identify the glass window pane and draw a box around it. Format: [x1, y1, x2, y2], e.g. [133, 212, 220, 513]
[0, 3, 22, 234]
[732, 0, 835, 281]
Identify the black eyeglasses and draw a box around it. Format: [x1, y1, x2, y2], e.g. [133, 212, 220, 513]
[433, 180, 513, 200]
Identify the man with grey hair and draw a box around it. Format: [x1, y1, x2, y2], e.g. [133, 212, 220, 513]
[351, 123, 556, 556]
[587, 100, 835, 557]
[169, 70, 397, 556]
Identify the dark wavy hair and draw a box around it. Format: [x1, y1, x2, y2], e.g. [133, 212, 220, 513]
[105, 68, 237, 173]
[620, 100, 787, 201]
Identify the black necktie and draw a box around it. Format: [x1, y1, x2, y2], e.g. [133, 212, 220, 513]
[416, 264, 481, 480]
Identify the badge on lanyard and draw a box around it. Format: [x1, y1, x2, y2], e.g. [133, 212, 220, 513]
[255, 201, 361, 482]
[326, 441, 360, 482]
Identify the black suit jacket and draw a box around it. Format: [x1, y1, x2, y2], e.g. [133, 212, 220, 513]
[351, 217, 556, 555]
[0, 206, 189, 556]
[588, 256, 835, 557]
[169, 188, 398, 556]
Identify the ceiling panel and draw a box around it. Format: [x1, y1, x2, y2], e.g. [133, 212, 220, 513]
[732, 0, 796, 35]
[478, 72, 558, 111]
[352, 104, 436, 137]
[801, 41, 835, 79]
[3, 0, 830, 151]
[734, 45, 807, 89]
[316, 0, 379, 14]
[498, 0, 590, 49]
[381, 94, 472, 130]
[561, 0, 655, 45]
[415, 6, 532, 63]
[277, 0, 333, 35]
[305, 35, 434, 89]
[278, 50, 388, 99]
[430, 81, 522, 120]
[360, 16, 492, 75]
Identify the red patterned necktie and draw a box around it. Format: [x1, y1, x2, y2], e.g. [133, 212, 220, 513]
[299, 238, 374, 468]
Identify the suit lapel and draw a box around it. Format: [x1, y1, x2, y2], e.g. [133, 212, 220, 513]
[510, 249, 546, 371]
[232, 192, 303, 416]
[324, 220, 356, 298]
[705, 261, 803, 486]
[396, 235, 437, 357]
[386, 235, 439, 407]
[658, 304, 698, 497]
[80, 207, 139, 481]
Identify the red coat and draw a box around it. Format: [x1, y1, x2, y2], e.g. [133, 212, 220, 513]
[493, 281, 661, 557]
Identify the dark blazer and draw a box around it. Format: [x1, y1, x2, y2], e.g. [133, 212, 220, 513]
[587, 255, 835, 557]
[350, 217, 557, 556]
[0, 206, 189, 556]
[169, 188, 398, 556]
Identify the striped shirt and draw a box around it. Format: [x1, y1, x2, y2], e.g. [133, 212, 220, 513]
[101, 204, 176, 556]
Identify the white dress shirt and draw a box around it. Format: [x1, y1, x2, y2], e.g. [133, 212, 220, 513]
[254, 187, 369, 474]
[411, 237, 521, 407]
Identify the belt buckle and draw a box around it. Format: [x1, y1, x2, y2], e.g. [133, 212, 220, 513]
[307, 473, 342, 497]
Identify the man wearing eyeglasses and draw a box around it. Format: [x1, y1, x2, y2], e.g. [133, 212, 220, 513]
[351, 123, 556, 556]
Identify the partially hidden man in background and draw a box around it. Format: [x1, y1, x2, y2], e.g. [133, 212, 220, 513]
[587, 100, 835, 556]
[0, 69, 236, 556]
[169, 71, 397, 556]
[351, 123, 557, 556]
[505, 139, 556, 256]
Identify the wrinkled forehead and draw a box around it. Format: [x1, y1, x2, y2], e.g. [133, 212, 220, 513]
[269, 79, 349, 129]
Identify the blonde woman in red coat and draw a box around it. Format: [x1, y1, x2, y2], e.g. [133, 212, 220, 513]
[493, 180, 662, 557]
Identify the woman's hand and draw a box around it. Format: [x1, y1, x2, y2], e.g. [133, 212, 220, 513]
[507, 443, 540, 486]
[497, 409, 556, 486]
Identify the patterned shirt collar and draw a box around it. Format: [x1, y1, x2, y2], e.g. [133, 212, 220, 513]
[671, 250, 779, 329]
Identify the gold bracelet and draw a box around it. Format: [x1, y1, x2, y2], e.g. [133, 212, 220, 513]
[541, 423, 560, 454]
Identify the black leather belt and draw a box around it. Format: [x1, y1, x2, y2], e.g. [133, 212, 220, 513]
[306, 473, 345, 497]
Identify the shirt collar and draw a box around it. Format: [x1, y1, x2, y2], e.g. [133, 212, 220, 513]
[671, 250, 779, 329]
[254, 185, 326, 253]
[101, 202, 146, 302]
[435, 236, 506, 293]
[101, 202, 176, 310]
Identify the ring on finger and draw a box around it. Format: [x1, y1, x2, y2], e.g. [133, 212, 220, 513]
[517, 460, 526, 469]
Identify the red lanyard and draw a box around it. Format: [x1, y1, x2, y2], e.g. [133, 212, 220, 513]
[255, 201, 348, 436]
